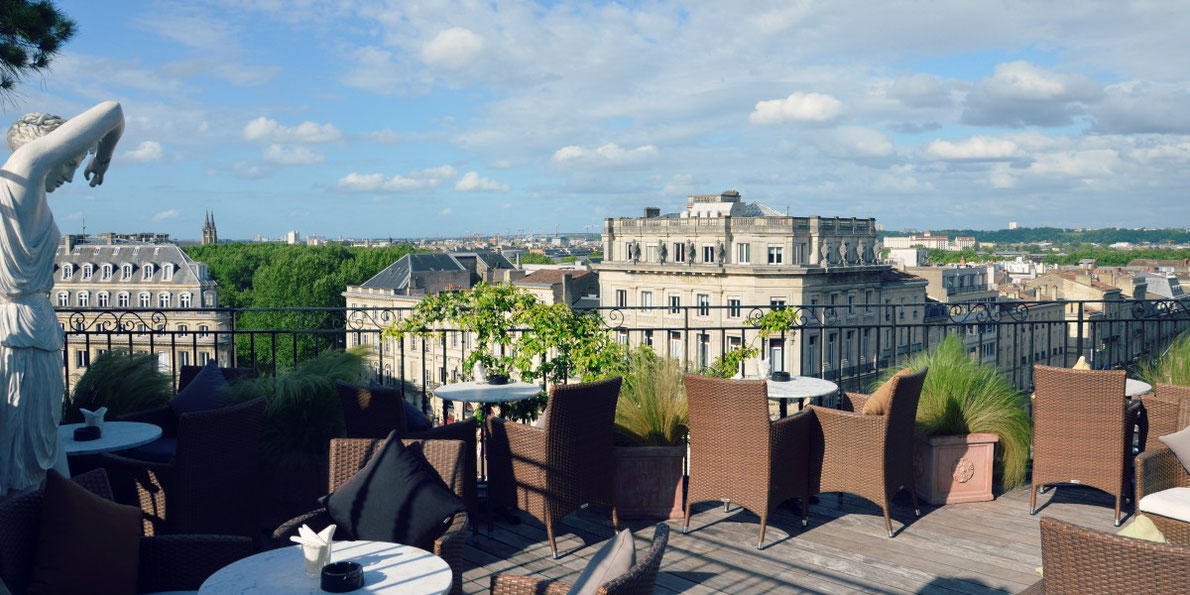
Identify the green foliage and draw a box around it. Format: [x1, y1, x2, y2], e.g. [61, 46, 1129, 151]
[589, 250, 603, 259]
[615, 347, 687, 446]
[226, 347, 369, 461]
[885, 227, 1190, 246]
[751, 307, 798, 338]
[559, 256, 578, 263]
[701, 345, 759, 378]
[66, 350, 172, 422]
[874, 334, 1032, 489]
[1041, 247, 1190, 267]
[0, 0, 75, 96]
[516, 252, 554, 264]
[183, 243, 420, 368]
[925, 248, 987, 264]
[1136, 330, 1190, 387]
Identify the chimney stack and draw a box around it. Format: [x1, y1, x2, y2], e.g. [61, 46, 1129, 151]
[644, 207, 660, 218]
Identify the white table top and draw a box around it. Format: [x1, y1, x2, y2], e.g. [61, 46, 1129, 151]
[1126, 378, 1153, 397]
[199, 540, 452, 595]
[766, 377, 839, 401]
[434, 381, 542, 403]
[58, 421, 162, 456]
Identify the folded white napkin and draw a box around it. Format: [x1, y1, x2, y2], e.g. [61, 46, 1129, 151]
[80, 407, 107, 429]
[472, 360, 487, 382]
[291, 523, 336, 548]
[757, 358, 770, 380]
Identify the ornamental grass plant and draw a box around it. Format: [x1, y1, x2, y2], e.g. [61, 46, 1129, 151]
[614, 346, 687, 446]
[66, 350, 173, 422]
[874, 334, 1032, 489]
[1136, 330, 1190, 387]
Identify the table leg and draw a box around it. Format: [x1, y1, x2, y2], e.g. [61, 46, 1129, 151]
[779, 400, 788, 418]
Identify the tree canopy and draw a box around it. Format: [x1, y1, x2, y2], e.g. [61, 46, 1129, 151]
[0, 0, 75, 98]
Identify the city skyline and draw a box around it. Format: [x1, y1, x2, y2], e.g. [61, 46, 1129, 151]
[8, 1, 1190, 239]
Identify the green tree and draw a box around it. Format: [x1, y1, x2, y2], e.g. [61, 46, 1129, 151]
[516, 252, 554, 265]
[0, 0, 75, 97]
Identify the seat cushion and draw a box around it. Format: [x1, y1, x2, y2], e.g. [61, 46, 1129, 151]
[169, 360, 229, 416]
[567, 529, 636, 595]
[322, 430, 464, 550]
[123, 437, 178, 463]
[1138, 487, 1190, 523]
[862, 367, 912, 415]
[1159, 424, 1190, 475]
[26, 470, 142, 595]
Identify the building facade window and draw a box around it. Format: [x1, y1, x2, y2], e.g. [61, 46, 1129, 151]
[178, 324, 188, 336]
[736, 243, 750, 264]
[61, 264, 73, 280]
[75, 350, 89, 368]
[640, 291, 653, 308]
[645, 244, 658, 262]
[117, 293, 129, 308]
[81, 264, 93, 280]
[669, 331, 682, 360]
[769, 339, 785, 373]
[179, 293, 191, 308]
[728, 298, 741, 318]
[142, 263, 154, 280]
[199, 325, 209, 337]
[139, 293, 150, 308]
[702, 245, 714, 263]
[163, 264, 174, 281]
[158, 293, 171, 308]
[696, 294, 710, 316]
[97, 292, 109, 308]
[669, 294, 680, 314]
[179, 351, 190, 366]
[57, 292, 69, 307]
[615, 289, 627, 308]
[767, 246, 783, 265]
[77, 292, 89, 307]
[101, 264, 112, 280]
[698, 333, 710, 369]
[672, 242, 685, 263]
[121, 264, 133, 280]
[643, 330, 653, 347]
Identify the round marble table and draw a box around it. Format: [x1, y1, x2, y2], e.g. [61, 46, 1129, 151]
[766, 377, 840, 417]
[199, 540, 452, 594]
[433, 381, 542, 404]
[1126, 378, 1153, 397]
[58, 421, 162, 456]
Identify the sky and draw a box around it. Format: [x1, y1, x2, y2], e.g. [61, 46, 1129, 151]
[6, 1, 1190, 240]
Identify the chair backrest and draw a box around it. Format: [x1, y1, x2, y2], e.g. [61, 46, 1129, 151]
[177, 365, 257, 393]
[1143, 384, 1190, 451]
[1034, 365, 1127, 463]
[1039, 516, 1190, 592]
[173, 397, 266, 536]
[683, 374, 772, 457]
[335, 380, 408, 439]
[542, 377, 622, 498]
[600, 523, 670, 595]
[884, 368, 929, 450]
[0, 470, 113, 595]
[327, 438, 465, 501]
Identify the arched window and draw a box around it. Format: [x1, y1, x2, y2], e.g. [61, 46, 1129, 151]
[121, 264, 133, 280]
[57, 292, 69, 307]
[179, 293, 192, 308]
[101, 264, 113, 280]
[77, 291, 89, 307]
[162, 263, 174, 281]
[81, 264, 93, 280]
[158, 293, 171, 308]
[178, 324, 188, 336]
[117, 293, 129, 308]
[139, 293, 150, 308]
[61, 264, 73, 280]
[97, 292, 109, 308]
[142, 263, 155, 280]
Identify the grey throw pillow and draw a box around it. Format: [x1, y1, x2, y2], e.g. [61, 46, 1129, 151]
[567, 529, 635, 595]
[1159, 424, 1190, 474]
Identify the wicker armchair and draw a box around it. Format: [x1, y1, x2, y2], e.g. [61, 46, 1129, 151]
[100, 397, 266, 538]
[1018, 517, 1190, 594]
[1031, 365, 1141, 526]
[487, 377, 622, 559]
[489, 523, 669, 595]
[1136, 395, 1190, 545]
[335, 380, 479, 526]
[116, 364, 258, 439]
[1140, 383, 1190, 453]
[0, 469, 253, 595]
[807, 368, 928, 538]
[273, 438, 470, 595]
[682, 375, 812, 548]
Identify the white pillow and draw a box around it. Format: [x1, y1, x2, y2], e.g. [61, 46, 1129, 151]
[1159, 424, 1190, 475]
[567, 529, 636, 595]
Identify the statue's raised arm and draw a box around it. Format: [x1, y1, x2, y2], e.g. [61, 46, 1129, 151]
[4, 101, 124, 199]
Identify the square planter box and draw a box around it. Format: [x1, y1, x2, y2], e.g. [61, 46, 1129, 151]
[613, 445, 685, 520]
[913, 433, 999, 505]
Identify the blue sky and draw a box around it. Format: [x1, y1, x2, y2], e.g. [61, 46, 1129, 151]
[8, 1, 1190, 240]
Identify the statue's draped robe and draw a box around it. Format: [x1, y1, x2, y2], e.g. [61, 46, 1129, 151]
[0, 173, 66, 496]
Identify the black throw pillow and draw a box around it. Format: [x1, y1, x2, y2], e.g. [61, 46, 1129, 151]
[404, 401, 433, 432]
[169, 359, 229, 416]
[322, 431, 465, 550]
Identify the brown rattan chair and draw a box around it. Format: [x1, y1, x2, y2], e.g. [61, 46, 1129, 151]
[1030, 365, 1141, 526]
[100, 397, 266, 538]
[486, 377, 622, 559]
[1018, 516, 1190, 594]
[0, 468, 253, 595]
[1135, 394, 1190, 545]
[273, 437, 469, 595]
[682, 374, 812, 548]
[807, 367, 928, 538]
[488, 523, 669, 595]
[1140, 383, 1190, 453]
[335, 380, 479, 527]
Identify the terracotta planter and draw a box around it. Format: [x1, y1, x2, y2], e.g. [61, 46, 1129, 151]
[613, 445, 685, 520]
[913, 433, 999, 505]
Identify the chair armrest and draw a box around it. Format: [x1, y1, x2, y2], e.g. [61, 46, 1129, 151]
[1018, 579, 1044, 595]
[840, 392, 871, 412]
[271, 509, 333, 549]
[490, 417, 546, 455]
[490, 574, 574, 595]
[408, 418, 479, 516]
[433, 512, 468, 592]
[1137, 448, 1190, 501]
[772, 410, 813, 451]
[115, 406, 176, 437]
[808, 405, 888, 457]
[98, 452, 174, 533]
[137, 534, 254, 592]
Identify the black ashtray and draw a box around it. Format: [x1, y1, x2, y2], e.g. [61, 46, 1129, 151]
[769, 371, 791, 382]
[487, 374, 509, 385]
[73, 426, 101, 441]
[320, 561, 363, 593]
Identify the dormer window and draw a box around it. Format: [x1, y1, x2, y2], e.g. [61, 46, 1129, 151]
[121, 264, 133, 280]
[101, 264, 112, 280]
[62, 264, 73, 280]
[81, 264, 93, 280]
[142, 263, 154, 280]
[162, 264, 174, 281]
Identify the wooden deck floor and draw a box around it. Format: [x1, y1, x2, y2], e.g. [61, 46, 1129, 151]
[456, 484, 1131, 594]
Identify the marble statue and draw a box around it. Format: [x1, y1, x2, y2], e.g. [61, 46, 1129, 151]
[1, 101, 124, 496]
[716, 240, 725, 264]
[686, 240, 695, 265]
[658, 242, 667, 263]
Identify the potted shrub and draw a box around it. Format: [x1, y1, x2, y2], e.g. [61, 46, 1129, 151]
[613, 347, 688, 519]
[873, 334, 1031, 505]
[66, 350, 173, 423]
[1136, 330, 1190, 386]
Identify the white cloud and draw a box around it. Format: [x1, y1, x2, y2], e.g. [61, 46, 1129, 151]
[887, 73, 954, 109]
[551, 143, 658, 168]
[749, 92, 843, 124]
[962, 61, 1102, 127]
[421, 27, 485, 71]
[455, 171, 510, 191]
[439, 208, 454, 216]
[262, 144, 324, 165]
[153, 209, 180, 221]
[924, 136, 1022, 160]
[815, 126, 893, 158]
[335, 165, 458, 193]
[124, 141, 164, 163]
[243, 117, 343, 143]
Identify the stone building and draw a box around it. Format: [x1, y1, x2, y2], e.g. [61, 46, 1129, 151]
[201, 211, 218, 245]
